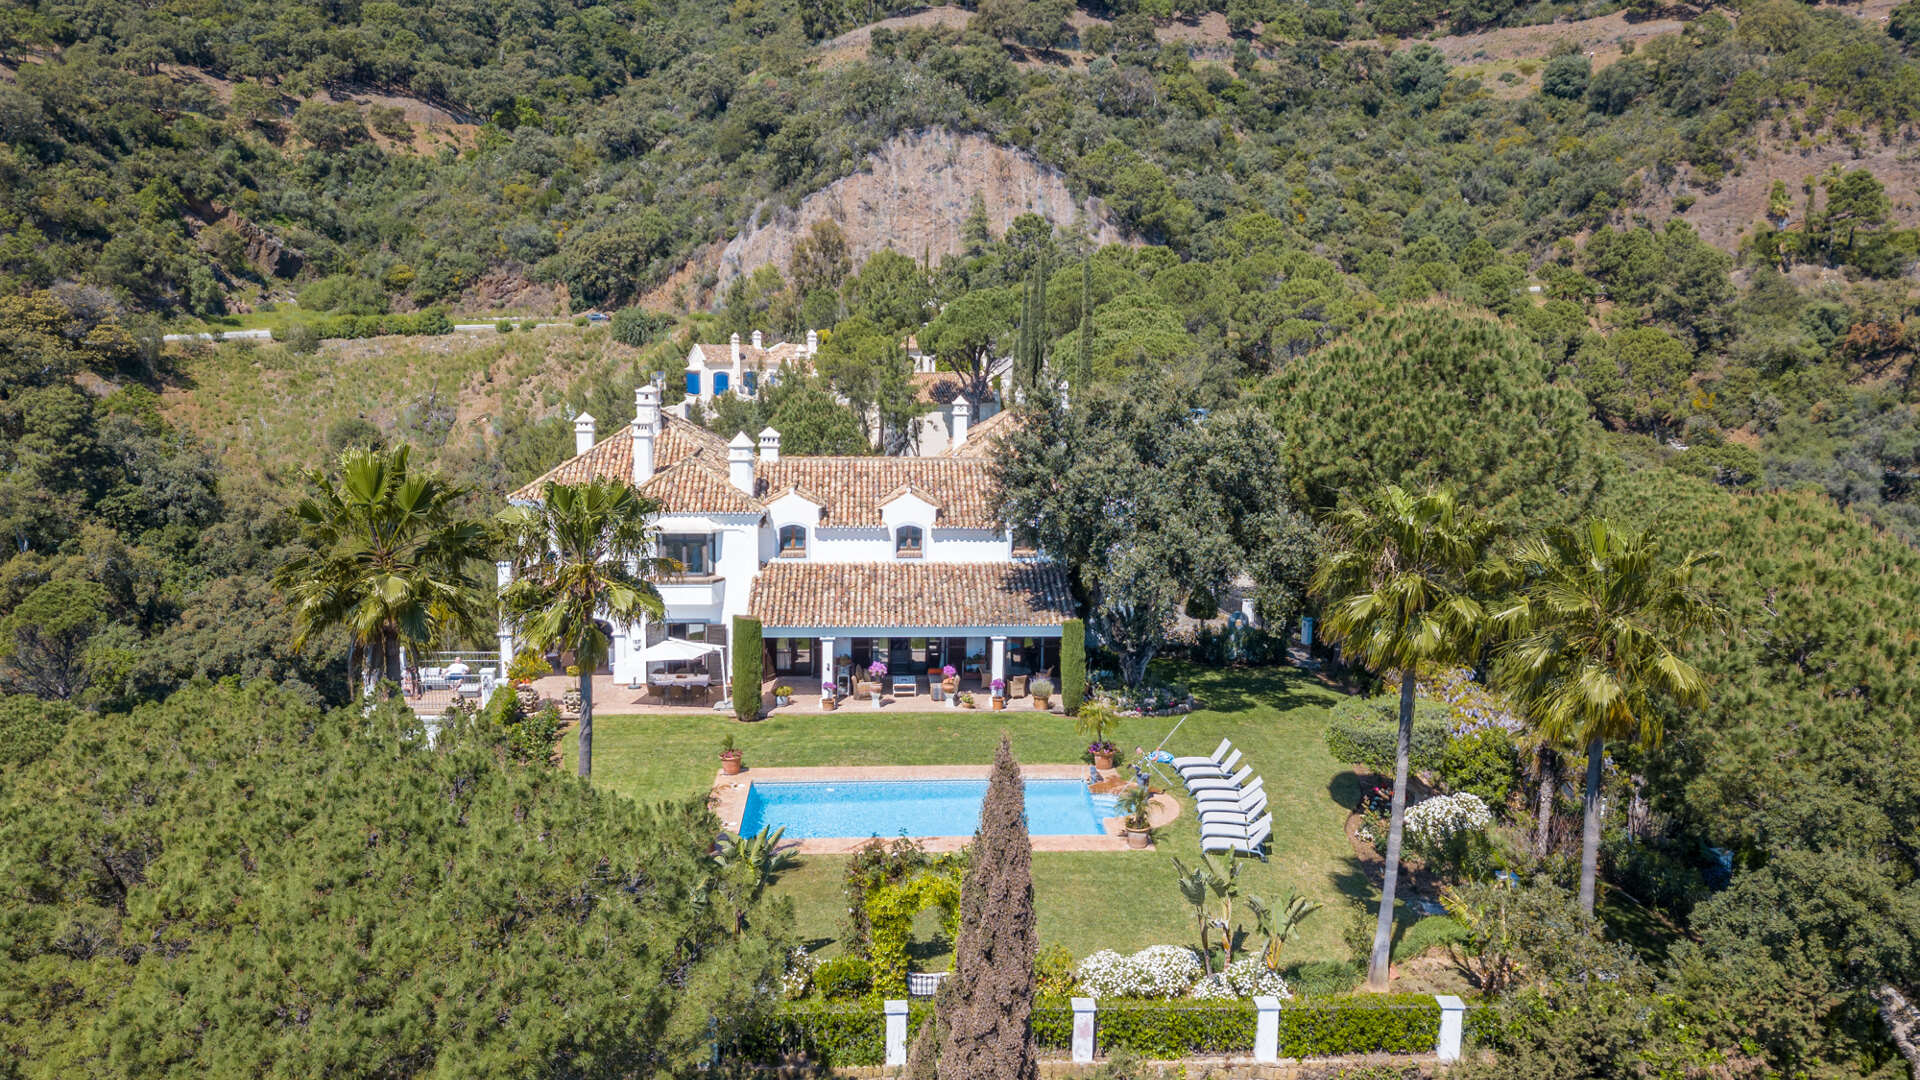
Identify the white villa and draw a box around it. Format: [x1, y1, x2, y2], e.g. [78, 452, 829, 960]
[501, 384, 1063, 701]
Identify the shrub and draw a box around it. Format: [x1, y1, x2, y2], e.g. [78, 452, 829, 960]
[0, 694, 76, 769]
[1062, 618, 1086, 715]
[1031, 677, 1054, 698]
[496, 319, 512, 333]
[1603, 837, 1710, 915]
[1187, 957, 1291, 1000]
[1280, 996, 1440, 1056]
[1439, 727, 1521, 808]
[1095, 1000, 1256, 1056]
[744, 1000, 932, 1067]
[1283, 959, 1361, 996]
[812, 955, 873, 1000]
[732, 616, 763, 721]
[611, 306, 672, 346]
[1323, 695, 1450, 773]
[1036, 943, 1077, 998]
[1075, 946, 1202, 999]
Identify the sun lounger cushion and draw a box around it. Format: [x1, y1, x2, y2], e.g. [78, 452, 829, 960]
[1170, 738, 1232, 770]
[1187, 766, 1253, 792]
[1178, 748, 1243, 779]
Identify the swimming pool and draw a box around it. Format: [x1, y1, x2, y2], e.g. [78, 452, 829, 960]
[738, 779, 1110, 838]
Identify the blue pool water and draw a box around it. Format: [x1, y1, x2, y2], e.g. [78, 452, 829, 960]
[739, 779, 1109, 838]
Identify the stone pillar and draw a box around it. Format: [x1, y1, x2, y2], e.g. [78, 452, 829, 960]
[1435, 994, 1466, 1061]
[1254, 995, 1282, 1063]
[1071, 997, 1096, 1064]
[495, 561, 513, 678]
[883, 999, 909, 1067]
[990, 636, 1007, 692]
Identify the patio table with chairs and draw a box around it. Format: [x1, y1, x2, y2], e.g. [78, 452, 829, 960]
[646, 673, 713, 705]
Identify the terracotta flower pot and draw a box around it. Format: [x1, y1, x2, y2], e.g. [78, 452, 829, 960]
[1035, 695, 1051, 710]
[1126, 827, 1151, 849]
[821, 696, 837, 711]
[941, 679, 957, 695]
[1093, 752, 1115, 771]
[720, 752, 743, 776]
[991, 697, 1005, 711]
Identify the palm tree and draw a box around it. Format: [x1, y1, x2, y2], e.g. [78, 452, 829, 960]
[1313, 485, 1498, 991]
[497, 477, 669, 779]
[275, 445, 490, 694]
[1491, 519, 1722, 916]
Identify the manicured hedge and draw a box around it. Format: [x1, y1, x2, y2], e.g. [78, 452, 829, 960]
[1032, 999, 1074, 1049]
[732, 615, 763, 721]
[1061, 618, 1086, 715]
[1324, 695, 1451, 774]
[1280, 995, 1439, 1056]
[744, 1001, 932, 1068]
[1097, 1000, 1258, 1056]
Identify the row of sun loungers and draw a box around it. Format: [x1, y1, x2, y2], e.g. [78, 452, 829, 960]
[1173, 739, 1272, 858]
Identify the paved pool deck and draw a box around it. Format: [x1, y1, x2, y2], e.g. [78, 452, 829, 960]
[708, 764, 1182, 854]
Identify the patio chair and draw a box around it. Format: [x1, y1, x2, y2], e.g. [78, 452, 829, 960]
[1200, 793, 1267, 827]
[1008, 675, 1027, 698]
[1200, 811, 1273, 844]
[1186, 765, 1254, 794]
[1172, 738, 1232, 771]
[1198, 786, 1266, 818]
[1201, 817, 1272, 858]
[1194, 776, 1263, 805]
[1180, 748, 1243, 783]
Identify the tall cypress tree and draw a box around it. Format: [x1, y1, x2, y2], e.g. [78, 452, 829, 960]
[1034, 249, 1049, 389]
[1076, 255, 1093, 394]
[938, 735, 1038, 1080]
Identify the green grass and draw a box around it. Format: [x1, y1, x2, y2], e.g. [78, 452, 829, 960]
[565, 663, 1382, 970]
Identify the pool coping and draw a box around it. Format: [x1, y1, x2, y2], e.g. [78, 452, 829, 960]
[709, 765, 1182, 853]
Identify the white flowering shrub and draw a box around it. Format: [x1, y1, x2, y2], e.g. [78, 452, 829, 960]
[1187, 957, 1293, 1000]
[780, 944, 817, 1000]
[1075, 945, 1203, 999]
[1405, 792, 1492, 844]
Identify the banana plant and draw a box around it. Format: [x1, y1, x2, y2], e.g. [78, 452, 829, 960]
[1245, 891, 1324, 973]
[714, 825, 801, 895]
[1173, 859, 1215, 974]
[1174, 853, 1243, 968]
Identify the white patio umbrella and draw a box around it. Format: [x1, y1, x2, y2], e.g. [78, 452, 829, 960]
[637, 636, 731, 701]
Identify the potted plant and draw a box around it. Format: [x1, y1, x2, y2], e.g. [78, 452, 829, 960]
[1030, 677, 1054, 710]
[561, 664, 584, 716]
[773, 684, 794, 707]
[862, 660, 888, 704]
[1076, 703, 1121, 770]
[719, 733, 743, 776]
[958, 692, 976, 710]
[821, 688, 837, 711]
[940, 664, 958, 696]
[1116, 784, 1155, 848]
[507, 647, 548, 710]
[990, 678, 1006, 710]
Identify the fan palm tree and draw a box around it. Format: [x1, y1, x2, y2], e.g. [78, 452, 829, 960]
[274, 445, 490, 695]
[497, 477, 670, 779]
[1312, 485, 1499, 991]
[1491, 519, 1723, 916]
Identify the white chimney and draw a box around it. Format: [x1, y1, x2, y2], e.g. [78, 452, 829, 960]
[759, 426, 781, 463]
[807, 328, 819, 356]
[632, 386, 660, 485]
[952, 399, 971, 449]
[573, 411, 597, 456]
[751, 329, 763, 350]
[727, 431, 756, 495]
[730, 332, 741, 367]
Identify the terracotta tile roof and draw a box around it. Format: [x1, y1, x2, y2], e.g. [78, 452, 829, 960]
[507, 416, 730, 501]
[639, 458, 761, 514]
[941, 407, 1021, 458]
[754, 458, 996, 528]
[690, 342, 812, 372]
[750, 561, 1076, 630]
[912, 371, 965, 405]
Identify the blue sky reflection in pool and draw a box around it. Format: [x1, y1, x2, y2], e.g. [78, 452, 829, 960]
[738, 779, 1107, 838]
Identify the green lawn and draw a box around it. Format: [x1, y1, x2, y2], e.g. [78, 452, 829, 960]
[566, 663, 1385, 971]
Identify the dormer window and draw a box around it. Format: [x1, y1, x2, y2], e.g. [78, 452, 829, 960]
[895, 525, 924, 558]
[778, 524, 807, 557]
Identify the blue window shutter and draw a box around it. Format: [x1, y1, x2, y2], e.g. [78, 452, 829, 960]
[686, 371, 701, 395]
[714, 371, 730, 394]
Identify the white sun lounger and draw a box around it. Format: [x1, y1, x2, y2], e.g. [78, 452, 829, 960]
[1179, 748, 1243, 782]
[1187, 765, 1253, 793]
[1194, 775, 1262, 802]
[1199, 790, 1266, 822]
[1200, 795, 1267, 827]
[1200, 812, 1273, 842]
[1171, 738, 1232, 771]
[1202, 818, 1273, 858]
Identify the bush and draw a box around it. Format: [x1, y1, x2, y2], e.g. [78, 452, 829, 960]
[811, 955, 873, 1000]
[1188, 957, 1291, 1000]
[1324, 695, 1451, 773]
[1283, 959, 1361, 996]
[1036, 943, 1077, 998]
[732, 615, 763, 721]
[1076, 946, 1203, 999]
[1281, 996, 1440, 1056]
[1062, 618, 1086, 715]
[1603, 836, 1710, 915]
[0, 694, 76, 769]
[1095, 1000, 1257, 1056]
[274, 309, 451, 343]
[1440, 727, 1521, 809]
[611, 306, 672, 346]
[496, 319, 512, 333]
[743, 1000, 932, 1067]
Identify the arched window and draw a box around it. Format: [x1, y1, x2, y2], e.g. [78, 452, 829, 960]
[895, 525, 924, 558]
[778, 524, 807, 556]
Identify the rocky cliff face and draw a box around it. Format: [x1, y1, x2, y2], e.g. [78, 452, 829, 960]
[708, 128, 1127, 303]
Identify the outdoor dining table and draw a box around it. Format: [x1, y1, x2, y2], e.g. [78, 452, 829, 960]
[649, 674, 712, 704]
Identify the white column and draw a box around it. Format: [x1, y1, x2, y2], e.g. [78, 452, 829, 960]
[1253, 995, 1282, 1063]
[990, 636, 1007, 693]
[495, 561, 513, 678]
[1071, 997, 1096, 1064]
[883, 999, 909, 1067]
[1435, 994, 1466, 1061]
[819, 637, 836, 705]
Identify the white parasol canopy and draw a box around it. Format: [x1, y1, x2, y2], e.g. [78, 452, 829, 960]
[637, 636, 731, 703]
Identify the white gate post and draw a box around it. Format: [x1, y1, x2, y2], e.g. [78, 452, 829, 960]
[1435, 994, 1466, 1061]
[883, 999, 909, 1067]
[1253, 995, 1282, 1063]
[1071, 997, 1097, 1063]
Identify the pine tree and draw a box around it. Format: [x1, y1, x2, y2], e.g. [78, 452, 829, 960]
[938, 735, 1038, 1080]
[961, 191, 993, 258]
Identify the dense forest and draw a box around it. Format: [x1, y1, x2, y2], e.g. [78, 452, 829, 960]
[2, 0, 1919, 1074]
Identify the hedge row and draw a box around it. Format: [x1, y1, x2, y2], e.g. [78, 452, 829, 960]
[751, 995, 1478, 1065]
[271, 309, 452, 341]
[1324, 695, 1452, 774]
